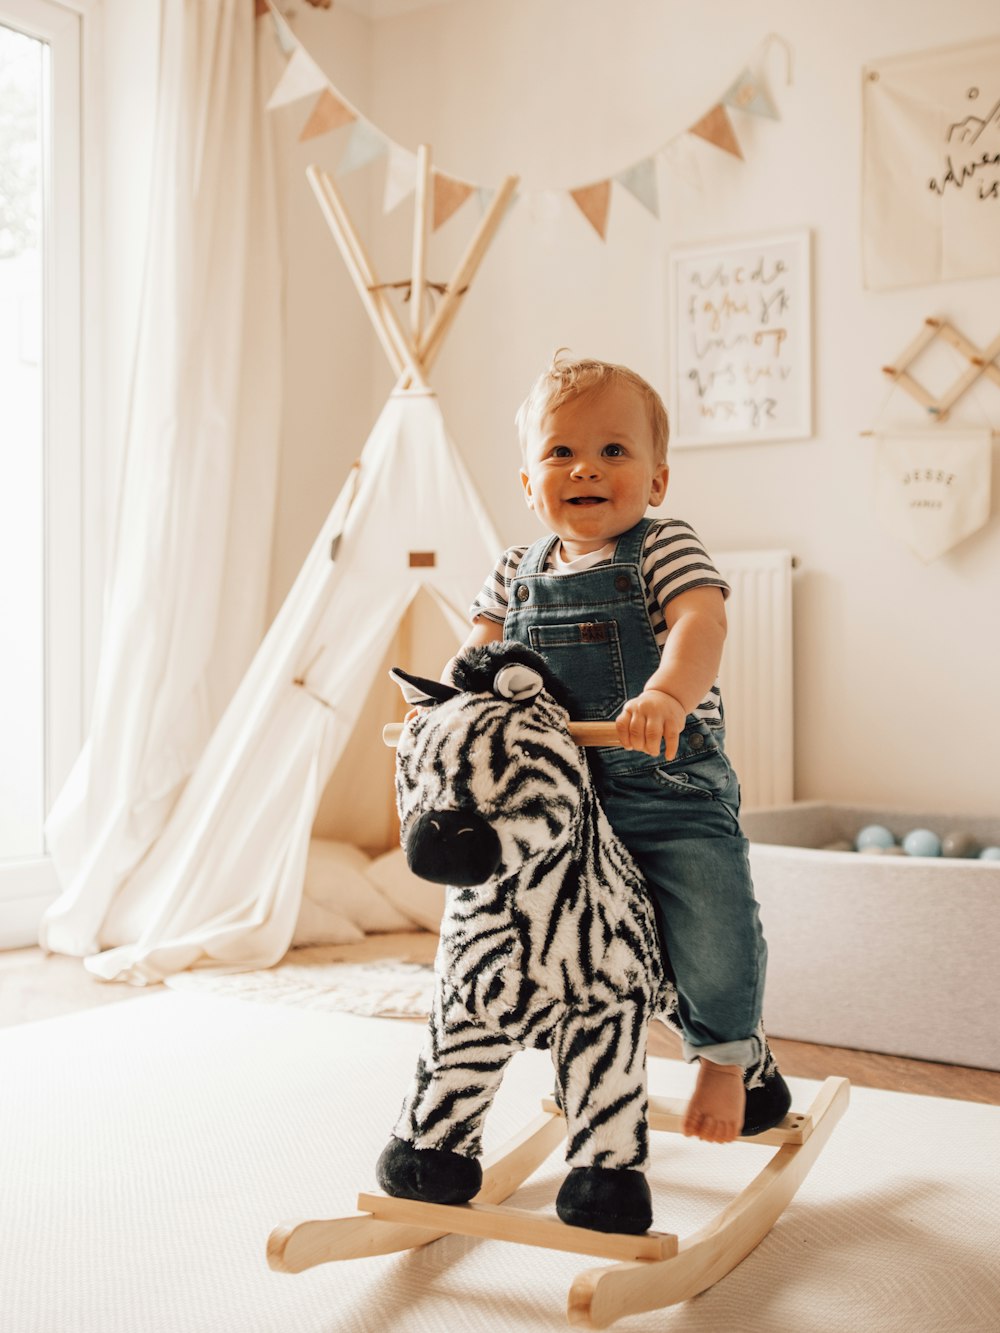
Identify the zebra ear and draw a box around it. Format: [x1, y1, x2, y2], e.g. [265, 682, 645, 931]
[493, 663, 545, 702]
[389, 667, 460, 709]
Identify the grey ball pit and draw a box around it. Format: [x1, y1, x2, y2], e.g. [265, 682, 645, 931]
[741, 802, 1000, 1071]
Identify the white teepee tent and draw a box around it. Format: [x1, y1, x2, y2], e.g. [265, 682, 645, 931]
[76, 152, 519, 984]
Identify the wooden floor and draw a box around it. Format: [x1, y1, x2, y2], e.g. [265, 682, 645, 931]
[3, 945, 999, 1106]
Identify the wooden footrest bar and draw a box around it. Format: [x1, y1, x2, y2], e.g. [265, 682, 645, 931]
[356, 1192, 678, 1262]
[540, 1096, 809, 1147]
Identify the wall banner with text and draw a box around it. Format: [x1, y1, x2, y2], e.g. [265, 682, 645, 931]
[874, 430, 992, 562]
[863, 38, 1000, 290]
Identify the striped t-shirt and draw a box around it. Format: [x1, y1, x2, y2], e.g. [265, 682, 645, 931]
[469, 519, 730, 724]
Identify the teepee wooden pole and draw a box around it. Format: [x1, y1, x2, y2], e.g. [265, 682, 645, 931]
[410, 145, 432, 345]
[418, 174, 519, 376]
[307, 165, 427, 387]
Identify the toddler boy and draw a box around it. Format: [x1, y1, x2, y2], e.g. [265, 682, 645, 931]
[450, 352, 777, 1142]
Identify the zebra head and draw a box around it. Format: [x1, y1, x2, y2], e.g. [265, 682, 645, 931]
[390, 642, 586, 888]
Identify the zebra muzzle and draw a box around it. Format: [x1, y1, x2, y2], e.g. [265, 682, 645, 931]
[404, 809, 502, 886]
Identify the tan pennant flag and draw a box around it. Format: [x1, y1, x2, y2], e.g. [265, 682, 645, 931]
[688, 103, 744, 159]
[298, 88, 357, 143]
[570, 180, 611, 240]
[266, 46, 329, 111]
[432, 172, 474, 230]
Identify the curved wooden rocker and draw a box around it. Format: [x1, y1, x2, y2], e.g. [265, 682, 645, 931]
[268, 1076, 849, 1328]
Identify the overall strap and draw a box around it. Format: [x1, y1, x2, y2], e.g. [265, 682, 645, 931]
[516, 532, 561, 577]
[612, 517, 654, 568]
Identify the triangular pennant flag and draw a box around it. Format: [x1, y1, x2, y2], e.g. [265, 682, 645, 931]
[569, 180, 611, 240]
[722, 67, 779, 119]
[688, 103, 744, 159]
[269, 7, 299, 57]
[614, 158, 659, 218]
[335, 119, 389, 176]
[475, 186, 496, 216]
[383, 143, 419, 213]
[432, 173, 474, 230]
[262, 0, 297, 57]
[266, 46, 329, 111]
[661, 137, 702, 190]
[529, 190, 564, 224]
[255, 0, 269, 17]
[298, 87, 357, 143]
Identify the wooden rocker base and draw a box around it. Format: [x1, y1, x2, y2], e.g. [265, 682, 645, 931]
[268, 1076, 849, 1329]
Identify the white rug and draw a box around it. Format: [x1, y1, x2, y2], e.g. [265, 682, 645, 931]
[164, 935, 438, 1019]
[2, 992, 999, 1333]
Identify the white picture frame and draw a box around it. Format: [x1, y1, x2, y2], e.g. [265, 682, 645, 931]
[668, 228, 812, 448]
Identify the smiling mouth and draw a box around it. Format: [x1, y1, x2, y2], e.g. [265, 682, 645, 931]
[567, 497, 607, 506]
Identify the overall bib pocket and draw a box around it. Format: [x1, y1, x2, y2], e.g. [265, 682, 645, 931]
[527, 620, 627, 720]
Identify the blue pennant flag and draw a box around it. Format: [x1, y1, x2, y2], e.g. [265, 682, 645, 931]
[615, 158, 659, 218]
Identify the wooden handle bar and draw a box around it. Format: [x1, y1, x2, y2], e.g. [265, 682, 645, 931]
[382, 722, 621, 748]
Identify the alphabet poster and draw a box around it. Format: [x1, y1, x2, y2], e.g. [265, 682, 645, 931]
[669, 229, 812, 448]
[863, 37, 1000, 289]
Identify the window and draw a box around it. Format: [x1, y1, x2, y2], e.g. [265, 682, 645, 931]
[0, 0, 82, 947]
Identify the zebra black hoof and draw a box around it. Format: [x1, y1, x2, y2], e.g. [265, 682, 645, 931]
[555, 1166, 652, 1235]
[375, 1135, 482, 1204]
[742, 1067, 793, 1136]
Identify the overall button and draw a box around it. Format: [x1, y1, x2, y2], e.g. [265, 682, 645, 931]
[515, 585, 529, 602]
[689, 732, 705, 751]
[614, 574, 630, 592]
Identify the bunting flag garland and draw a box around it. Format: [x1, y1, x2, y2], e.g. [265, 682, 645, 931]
[266, 46, 329, 110]
[614, 159, 660, 218]
[298, 87, 356, 142]
[661, 136, 702, 190]
[335, 119, 389, 176]
[261, 3, 790, 242]
[383, 142, 419, 213]
[688, 103, 744, 159]
[432, 173, 475, 230]
[474, 186, 496, 216]
[569, 181, 612, 240]
[722, 67, 779, 119]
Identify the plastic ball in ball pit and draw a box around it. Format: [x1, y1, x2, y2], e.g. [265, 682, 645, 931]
[979, 847, 1000, 862]
[941, 831, 979, 859]
[902, 828, 942, 858]
[855, 824, 896, 852]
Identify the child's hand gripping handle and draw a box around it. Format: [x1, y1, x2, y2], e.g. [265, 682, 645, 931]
[381, 721, 622, 748]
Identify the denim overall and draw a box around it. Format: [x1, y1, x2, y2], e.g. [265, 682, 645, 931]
[503, 517, 766, 1066]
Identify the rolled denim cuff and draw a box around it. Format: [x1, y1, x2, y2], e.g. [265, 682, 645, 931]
[681, 1035, 762, 1068]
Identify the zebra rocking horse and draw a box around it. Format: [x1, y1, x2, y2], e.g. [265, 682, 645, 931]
[268, 642, 848, 1327]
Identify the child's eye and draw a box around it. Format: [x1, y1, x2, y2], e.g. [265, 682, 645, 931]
[550, 446, 573, 458]
[603, 443, 625, 457]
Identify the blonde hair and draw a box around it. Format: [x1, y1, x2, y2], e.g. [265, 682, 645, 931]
[515, 350, 670, 464]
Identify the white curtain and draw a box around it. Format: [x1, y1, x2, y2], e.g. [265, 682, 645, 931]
[41, 0, 284, 956]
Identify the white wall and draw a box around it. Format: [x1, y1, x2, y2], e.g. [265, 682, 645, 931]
[279, 0, 1000, 817]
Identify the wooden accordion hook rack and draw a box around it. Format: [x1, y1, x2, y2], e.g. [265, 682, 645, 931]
[876, 317, 1000, 426]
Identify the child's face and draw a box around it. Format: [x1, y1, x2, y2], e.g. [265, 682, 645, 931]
[520, 382, 668, 559]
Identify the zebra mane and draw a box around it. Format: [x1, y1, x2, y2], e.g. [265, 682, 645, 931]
[449, 641, 575, 712]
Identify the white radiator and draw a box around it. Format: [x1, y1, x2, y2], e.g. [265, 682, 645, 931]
[713, 549, 795, 811]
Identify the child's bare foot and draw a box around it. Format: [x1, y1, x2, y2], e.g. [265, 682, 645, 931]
[682, 1059, 746, 1142]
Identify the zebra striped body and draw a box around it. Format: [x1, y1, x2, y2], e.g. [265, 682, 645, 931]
[389, 644, 675, 1171]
